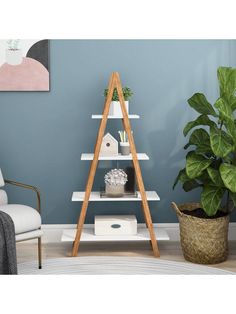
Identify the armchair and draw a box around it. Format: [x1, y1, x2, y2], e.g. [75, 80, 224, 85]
[0, 169, 43, 269]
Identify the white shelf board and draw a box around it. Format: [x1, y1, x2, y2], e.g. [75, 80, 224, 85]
[72, 191, 160, 202]
[61, 226, 169, 242]
[81, 153, 149, 161]
[92, 114, 140, 119]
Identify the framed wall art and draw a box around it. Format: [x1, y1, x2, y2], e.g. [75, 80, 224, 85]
[0, 39, 49, 91]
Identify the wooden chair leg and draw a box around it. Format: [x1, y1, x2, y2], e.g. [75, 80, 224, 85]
[38, 237, 42, 269]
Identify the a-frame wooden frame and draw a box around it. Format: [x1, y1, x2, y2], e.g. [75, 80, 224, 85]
[72, 72, 160, 257]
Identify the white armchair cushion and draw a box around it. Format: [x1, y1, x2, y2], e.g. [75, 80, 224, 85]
[0, 204, 41, 234]
[0, 189, 8, 205]
[0, 169, 4, 187]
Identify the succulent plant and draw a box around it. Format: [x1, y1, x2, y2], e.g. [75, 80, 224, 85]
[7, 39, 20, 50]
[104, 87, 133, 101]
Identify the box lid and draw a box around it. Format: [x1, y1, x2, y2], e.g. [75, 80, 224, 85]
[95, 215, 137, 222]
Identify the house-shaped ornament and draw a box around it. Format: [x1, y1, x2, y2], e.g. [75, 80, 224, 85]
[100, 133, 118, 156]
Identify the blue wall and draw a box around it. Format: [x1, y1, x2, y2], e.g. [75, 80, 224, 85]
[1, 40, 236, 224]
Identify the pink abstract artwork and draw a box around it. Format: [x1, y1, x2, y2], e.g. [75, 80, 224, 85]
[0, 39, 49, 91]
[0, 57, 49, 91]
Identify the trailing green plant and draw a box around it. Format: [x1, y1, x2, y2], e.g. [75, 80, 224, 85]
[173, 66, 236, 216]
[104, 87, 133, 101]
[7, 39, 20, 50]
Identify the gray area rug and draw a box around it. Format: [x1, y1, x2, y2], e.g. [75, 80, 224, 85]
[18, 256, 235, 275]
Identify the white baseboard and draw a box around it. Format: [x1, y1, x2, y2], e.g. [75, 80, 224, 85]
[35, 223, 236, 243]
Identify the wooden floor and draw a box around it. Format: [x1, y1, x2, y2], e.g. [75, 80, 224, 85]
[16, 241, 236, 273]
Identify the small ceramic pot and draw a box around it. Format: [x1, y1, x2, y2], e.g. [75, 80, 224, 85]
[109, 101, 129, 116]
[120, 142, 130, 155]
[6, 49, 22, 65]
[105, 184, 125, 197]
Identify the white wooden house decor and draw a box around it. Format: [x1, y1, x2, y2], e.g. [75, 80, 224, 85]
[100, 132, 118, 156]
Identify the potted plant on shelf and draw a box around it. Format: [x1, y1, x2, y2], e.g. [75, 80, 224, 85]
[172, 66, 236, 264]
[6, 39, 22, 65]
[104, 87, 133, 117]
[118, 130, 130, 155]
[104, 169, 128, 197]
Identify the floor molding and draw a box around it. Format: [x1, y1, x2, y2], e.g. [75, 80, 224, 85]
[36, 223, 236, 243]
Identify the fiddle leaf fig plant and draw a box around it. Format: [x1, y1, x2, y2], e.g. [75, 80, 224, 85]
[173, 66, 236, 216]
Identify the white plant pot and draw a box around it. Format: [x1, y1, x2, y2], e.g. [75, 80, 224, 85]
[5, 49, 23, 65]
[109, 101, 129, 117]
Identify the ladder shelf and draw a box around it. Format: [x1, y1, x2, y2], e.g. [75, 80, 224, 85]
[92, 114, 140, 119]
[81, 153, 149, 161]
[72, 191, 160, 202]
[71, 72, 161, 258]
[62, 225, 169, 242]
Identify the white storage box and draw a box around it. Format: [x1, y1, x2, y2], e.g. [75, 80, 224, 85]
[94, 215, 137, 236]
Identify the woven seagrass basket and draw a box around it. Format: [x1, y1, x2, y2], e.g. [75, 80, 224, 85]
[171, 202, 229, 264]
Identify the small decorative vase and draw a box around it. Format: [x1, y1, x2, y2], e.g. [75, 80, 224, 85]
[120, 142, 130, 155]
[105, 184, 125, 197]
[109, 101, 129, 117]
[5, 49, 23, 65]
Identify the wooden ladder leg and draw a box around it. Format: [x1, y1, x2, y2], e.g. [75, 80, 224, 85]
[72, 201, 89, 256]
[121, 119, 149, 228]
[115, 73, 160, 257]
[72, 73, 116, 257]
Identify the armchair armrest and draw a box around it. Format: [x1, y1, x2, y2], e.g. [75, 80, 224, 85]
[4, 179, 41, 213]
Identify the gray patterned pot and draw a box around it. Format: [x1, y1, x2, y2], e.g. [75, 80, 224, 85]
[105, 184, 125, 197]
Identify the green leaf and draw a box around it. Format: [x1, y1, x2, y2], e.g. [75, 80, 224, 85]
[220, 163, 236, 193]
[183, 180, 201, 192]
[224, 117, 236, 143]
[207, 167, 224, 186]
[210, 125, 233, 157]
[198, 170, 213, 185]
[173, 168, 192, 188]
[173, 168, 188, 189]
[186, 152, 212, 179]
[201, 186, 225, 216]
[184, 128, 212, 154]
[183, 114, 216, 136]
[229, 95, 236, 111]
[215, 97, 236, 142]
[173, 168, 200, 191]
[229, 191, 236, 207]
[188, 93, 217, 117]
[214, 97, 233, 120]
[217, 67, 236, 100]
